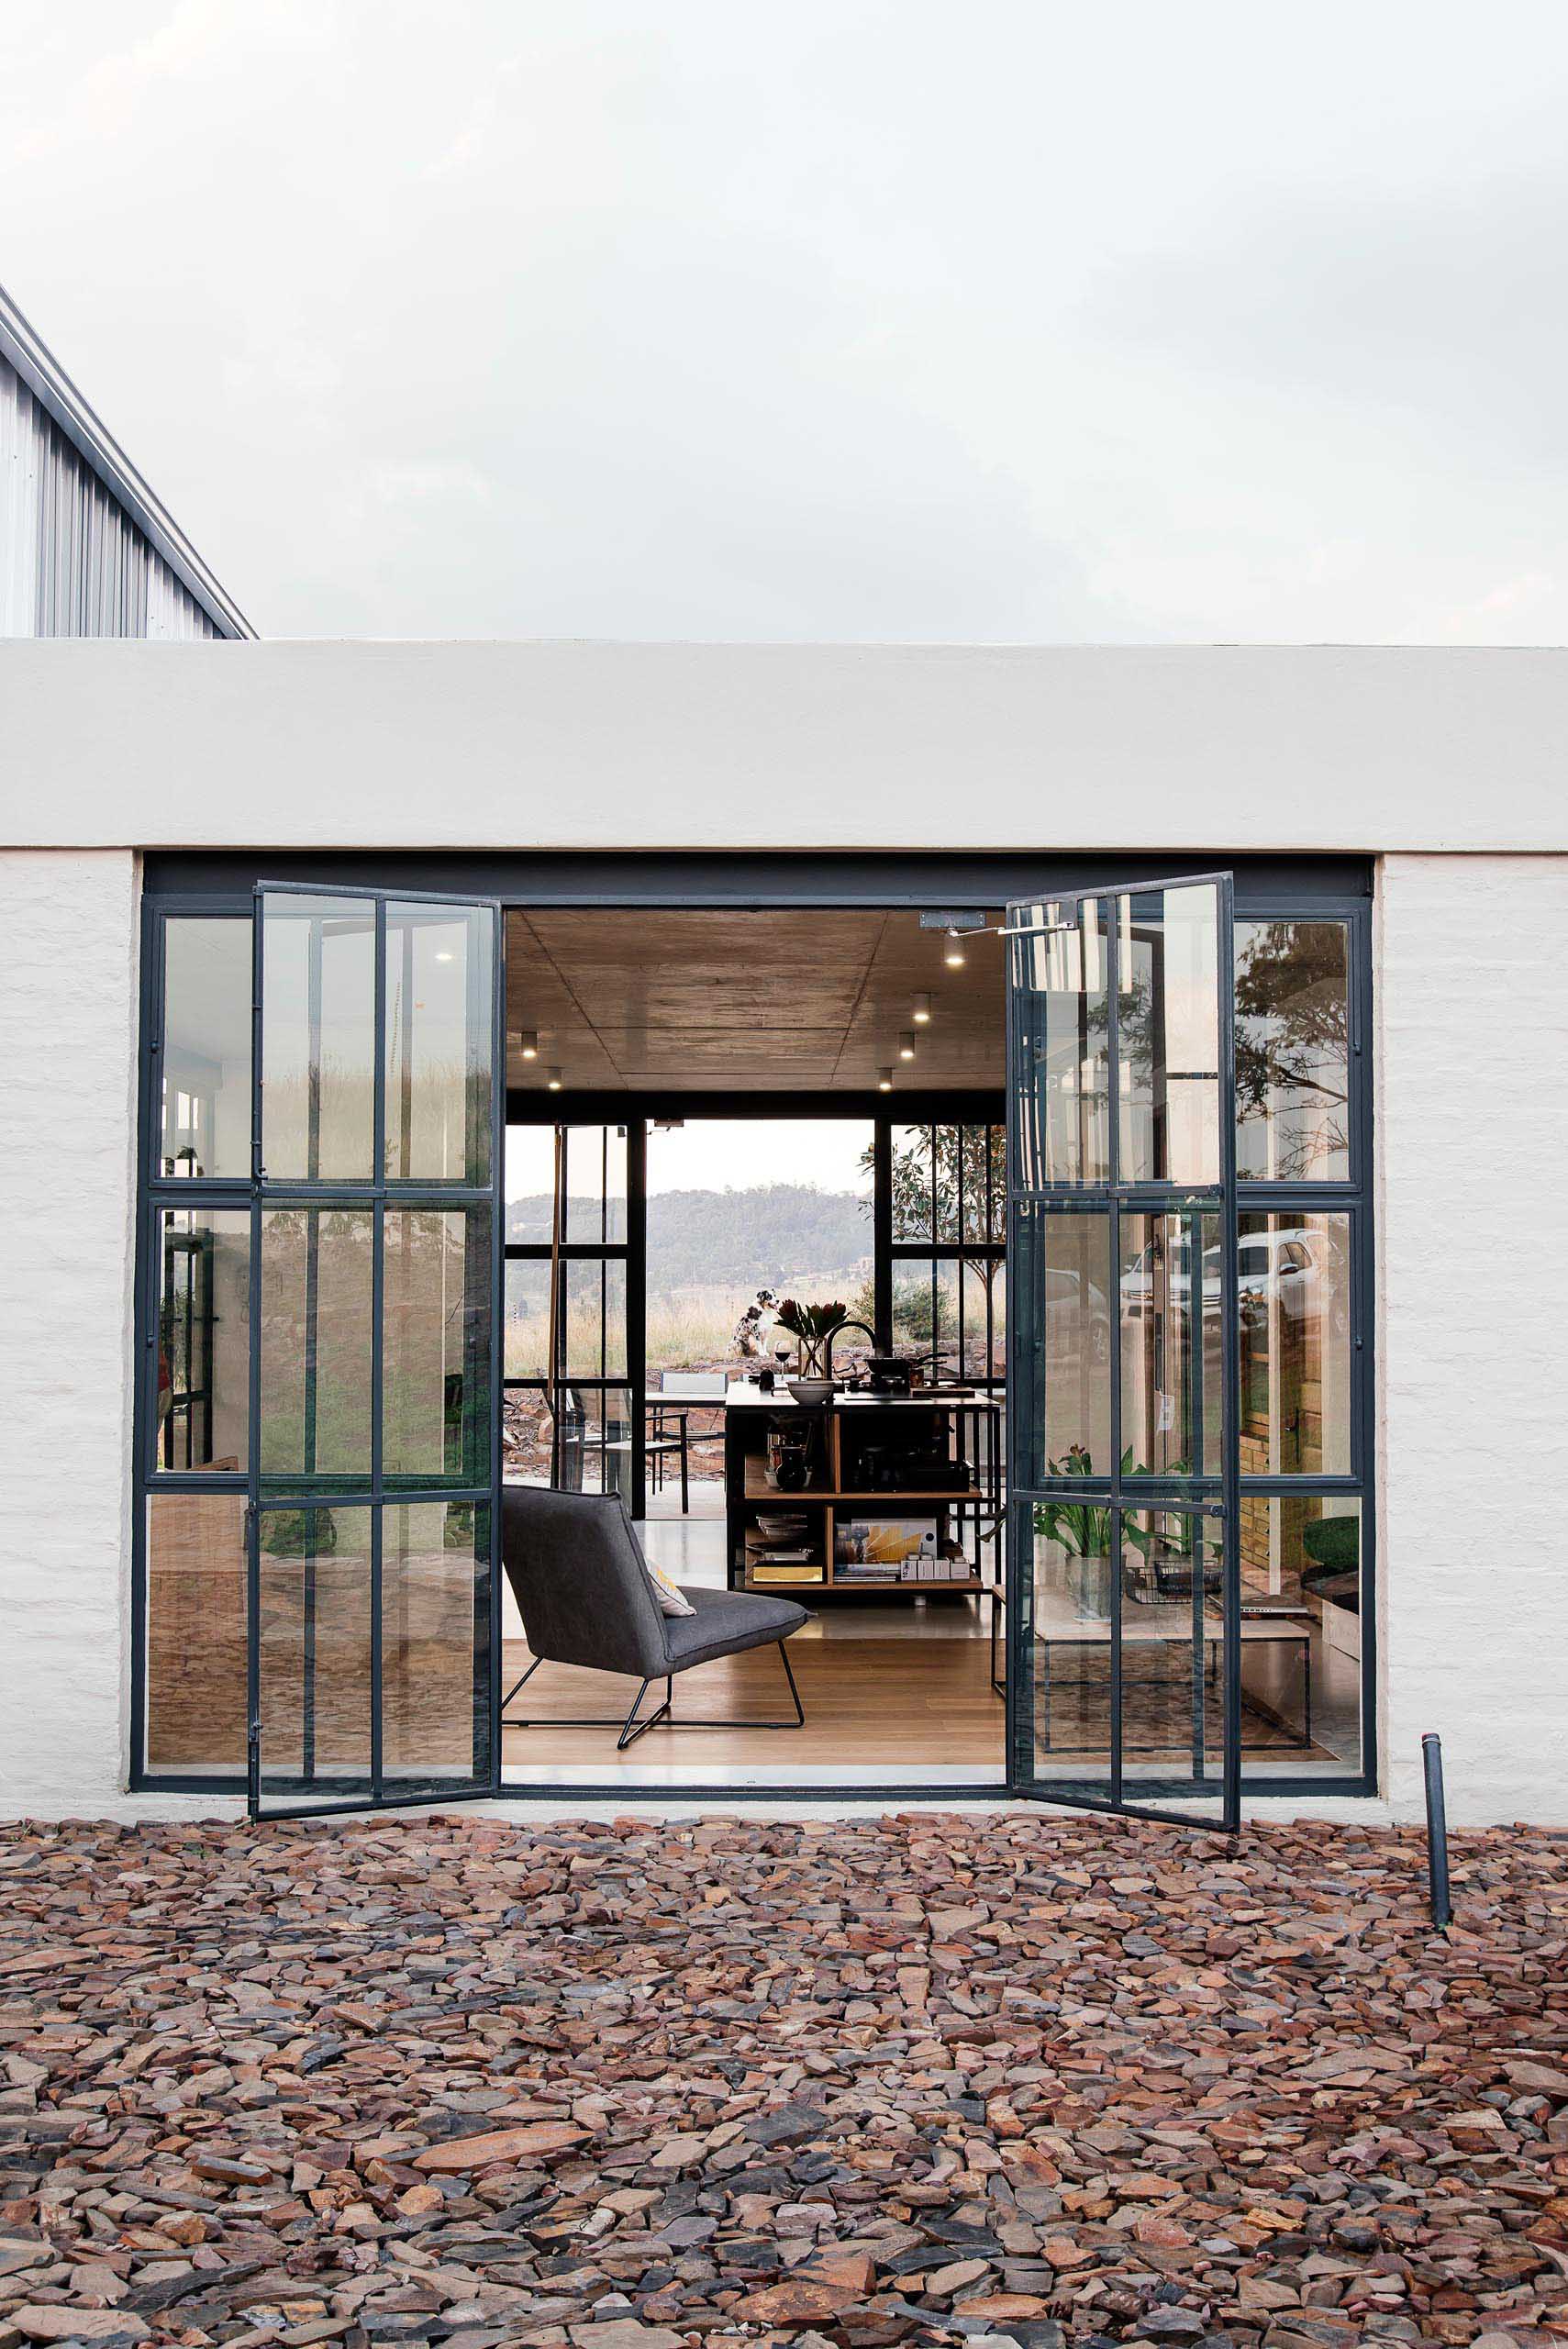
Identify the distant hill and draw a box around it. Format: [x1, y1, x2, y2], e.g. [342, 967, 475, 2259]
[506, 1184, 873, 1291]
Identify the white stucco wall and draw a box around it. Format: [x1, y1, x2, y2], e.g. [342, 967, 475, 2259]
[0, 851, 139, 1813]
[1374, 853, 1568, 1825]
[4, 640, 1568, 853]
[1, 645, 1566, 1823]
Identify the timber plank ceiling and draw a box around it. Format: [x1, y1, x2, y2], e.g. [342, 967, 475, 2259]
[505, 908, 1003, 1092]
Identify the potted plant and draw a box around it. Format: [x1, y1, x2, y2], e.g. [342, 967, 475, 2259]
[773, 1297, 850, 1403]
[1032, 1445, 1155, 1619]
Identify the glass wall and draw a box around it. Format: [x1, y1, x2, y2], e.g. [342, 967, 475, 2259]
[886, 1120, 1006, 1388]
[503, 1123, 636, 1497]
[142, 914, 251, 1773]
[1229, 916, 1365, 1781]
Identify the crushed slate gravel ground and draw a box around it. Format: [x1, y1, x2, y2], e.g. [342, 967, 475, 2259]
[0, 1812, 1564, 2349]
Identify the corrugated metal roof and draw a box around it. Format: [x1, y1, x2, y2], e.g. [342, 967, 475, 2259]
[0, 280, 252, 639]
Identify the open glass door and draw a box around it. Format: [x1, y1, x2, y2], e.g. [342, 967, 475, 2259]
[247, 886, 503, 1818]
[1005, 876, 1241, 1829]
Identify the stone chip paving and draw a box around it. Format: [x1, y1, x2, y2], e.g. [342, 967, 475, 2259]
[0, 1814, 1564, 2349]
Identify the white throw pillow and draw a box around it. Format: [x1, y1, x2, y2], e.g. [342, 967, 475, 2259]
[642, 1552, 696, 1618]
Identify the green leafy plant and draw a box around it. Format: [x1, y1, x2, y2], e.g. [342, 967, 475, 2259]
[1031, 1442, 1195, 1559]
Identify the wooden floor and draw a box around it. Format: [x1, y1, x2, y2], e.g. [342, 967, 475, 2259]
[500, 1634, 1005, 1775]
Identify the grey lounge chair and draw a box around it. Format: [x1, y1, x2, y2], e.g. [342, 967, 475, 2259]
[501, 1485, 807, 1749]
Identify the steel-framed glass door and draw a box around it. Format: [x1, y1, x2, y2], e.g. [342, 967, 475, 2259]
[1005, 875, 1242, 1828]
[247, 885, 503, 1818]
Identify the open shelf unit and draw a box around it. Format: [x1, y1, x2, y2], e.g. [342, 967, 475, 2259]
[725, 1390, 1002, 1598]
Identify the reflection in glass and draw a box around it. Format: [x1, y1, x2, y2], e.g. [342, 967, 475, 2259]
[1238, 1213, 1352, 1475]
[1013, 1208, 1111, 1481]
[259, 1208, 373, 1487]
[160, 918, 251, 1178]
[1119, 1210, 1223, 1477]
[1011, 900, 1110, 1187]
[145, 1493, 246, 1771]
[1236, 920, 1351, 1180]
[155, 1208, 249, 1471]
[384, 905, 494, 1185]
[382, 1502, 490, 1781]
[1118, 884, 1221, 1185]
[1025, 1518, 1113, 1789]
[255, 1503, 372, 1796]
[384, 1208, 493, 1486]
[1119, 1508, 1229, 1801]
[1238, 1497, 1362, 1775]
[1022, 1506, 1229, 1813]
[261, 894, 376, 1181]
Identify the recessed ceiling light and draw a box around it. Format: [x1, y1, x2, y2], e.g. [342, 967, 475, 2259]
[944, 929, 966, 966]
[512, 1028, 539, 1060]
[912, 991, 932, 1024]
[898, 1030, 917, 1061]
[877, 1067, 894, 1093]
[546, 1066, 562, 1091]
[435, 950, 454, 963]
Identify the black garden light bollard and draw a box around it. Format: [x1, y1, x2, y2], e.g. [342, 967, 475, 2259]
[1422, 1732, 1452, 1930]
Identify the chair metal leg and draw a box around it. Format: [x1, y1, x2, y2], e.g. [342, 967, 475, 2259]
[680, 1426, 689, 1514]
[501, 1640, 806, 1739]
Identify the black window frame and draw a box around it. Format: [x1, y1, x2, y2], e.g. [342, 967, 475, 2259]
[131, 853, 1374, 1803]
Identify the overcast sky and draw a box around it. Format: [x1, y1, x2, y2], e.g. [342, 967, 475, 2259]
[4, 2, 1566, 642]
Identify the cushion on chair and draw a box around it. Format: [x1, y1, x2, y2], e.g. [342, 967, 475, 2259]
[662, 1585, 809, 1674]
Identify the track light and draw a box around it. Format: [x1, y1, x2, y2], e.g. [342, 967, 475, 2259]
[878, 1067, 894, 1093]
[912, 991, 932, 1024]
[898, 1031, 917, 1061]
[546, 1066, 562, 1091]
[943, 928, 966, 966]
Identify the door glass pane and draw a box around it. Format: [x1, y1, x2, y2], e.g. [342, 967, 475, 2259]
[382, 1501, 491, 1787]
[1011, 900, 1111, 1187]
[256, 1502, 372, 1804]
[553, 1384, 636, 1499]
[145, 1493, 246, 1774]
[505, 1257, 551, 1380]
[160, 918, 251, 1178]
[1019, 1511, 1114, 1798]
[563, 1126, 628, 1243]
[1119, 1507, 1230, 1816]
[261, 894, 376, 1180]
[1015, 1208, 1112, 1482]
[384, 904, 494, 1186]
[259, 1207, 373, 1488]
[563, 1256, 627, 1379]
[1239, 1497, 1362, 1776]
[890, 1257, 961, 1376]
[959, 1255, 1006, 1384]
[1238, 1213, 1352, 1475]
[1118, 884, 1221, 1186]
[384, 1208, 494, 1486]
[890, 1125, 936, 1241]
[155, 1208, 249, 1472]
[506, 1126, 560, 1235]
[1119, 1209, 1223, 1478]
[1236, 919, 1351, 1181]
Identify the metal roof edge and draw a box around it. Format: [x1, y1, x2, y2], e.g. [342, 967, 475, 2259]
[0, 280, 255, 640]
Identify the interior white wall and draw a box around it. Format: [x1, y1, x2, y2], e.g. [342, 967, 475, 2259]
[1374, 852, 1568, 1824]
[4, 640, 1568, 853]
[0, 851, 140, 1812]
